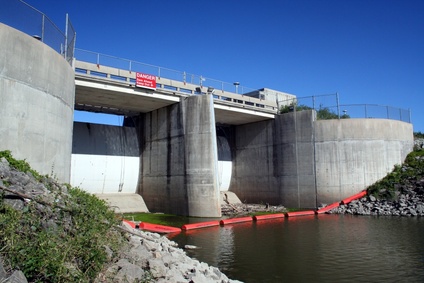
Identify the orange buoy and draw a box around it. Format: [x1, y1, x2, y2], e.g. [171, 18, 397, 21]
[285, 210, 316, 217]
[341, 190, 367, 205]
[253, 213, 285, 221]
[219, 216, 253, 225]
[181, 221, 221, 230]
[316, 202, 340, 214]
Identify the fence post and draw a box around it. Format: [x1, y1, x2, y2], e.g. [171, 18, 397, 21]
[96, 53, 100, 66]
[64, 14, 69, 59]
[336, 92, 340, 119]
[41, 14, 45, 42]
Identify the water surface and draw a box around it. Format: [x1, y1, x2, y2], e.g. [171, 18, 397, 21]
[171, 215, 424, 282]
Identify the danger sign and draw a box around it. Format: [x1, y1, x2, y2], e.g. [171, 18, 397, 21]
[136, 72, 156, 90]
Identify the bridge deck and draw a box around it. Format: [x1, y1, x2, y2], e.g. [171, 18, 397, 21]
[74, 61, 278, 125]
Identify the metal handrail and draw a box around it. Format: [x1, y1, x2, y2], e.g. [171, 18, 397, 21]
[74, 60, 279, 112]
[74, 48, 257, 95]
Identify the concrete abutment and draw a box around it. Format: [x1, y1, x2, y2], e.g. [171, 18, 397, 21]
[0, 23, 74, 182]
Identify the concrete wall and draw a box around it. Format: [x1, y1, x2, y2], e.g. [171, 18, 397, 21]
[0, 23, 75, 182]
[314, 118, 414, 204]
[231, 111, 413, 209]
[70, 122, 139, 194]
[231, 110, 316, 208]
[138, 94, 221, 217]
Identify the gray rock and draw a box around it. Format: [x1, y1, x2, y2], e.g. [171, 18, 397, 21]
[185, 244, 198, 249]
[0, 260, 6, 280]
[5, 270, 28, 283]
[114, 261, 146, 283]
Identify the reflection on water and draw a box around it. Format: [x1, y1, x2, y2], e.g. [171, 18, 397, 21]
[171, 215, 424, 282]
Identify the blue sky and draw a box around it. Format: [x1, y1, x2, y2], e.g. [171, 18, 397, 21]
[20, 0, 424, 132]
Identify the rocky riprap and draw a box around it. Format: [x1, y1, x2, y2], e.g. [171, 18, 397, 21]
[96, 224, 242, 283]
[327, 189, 424, 216]
[0, 156, 242, 283]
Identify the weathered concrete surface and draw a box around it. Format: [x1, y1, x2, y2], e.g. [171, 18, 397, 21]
[139, 94, 221, 217]
[95, 193, 149, 213]
[231, 110, 316, 208]
[184, 95, 221, 217]
[230, 110, 413, 209]
[314, 118, 414, 204]
[0, 23, 75, 182]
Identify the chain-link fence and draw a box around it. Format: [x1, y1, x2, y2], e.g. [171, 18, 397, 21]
[0, 0, 75, 65]
[279, 93, 411, 122]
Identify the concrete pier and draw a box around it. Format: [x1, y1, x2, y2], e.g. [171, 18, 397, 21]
[138, 94, 221, 217]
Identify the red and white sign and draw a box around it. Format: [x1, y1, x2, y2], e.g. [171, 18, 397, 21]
[136, 72, 156, 90]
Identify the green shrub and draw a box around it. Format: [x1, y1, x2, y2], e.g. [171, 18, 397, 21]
[367, 148, 424, 199]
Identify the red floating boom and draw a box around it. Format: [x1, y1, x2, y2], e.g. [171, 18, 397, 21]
[316, 202, 340, 214]
[220, 217, 253, 225]
[181, 221, 221, 230]
[341, 190, 367, 205]
[140, 222, 181, 234]
[253, 213, 285, 221]
[285, 210, 316, 217]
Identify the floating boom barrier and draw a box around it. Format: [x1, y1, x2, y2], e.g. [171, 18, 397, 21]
[123, 190, 369, 233]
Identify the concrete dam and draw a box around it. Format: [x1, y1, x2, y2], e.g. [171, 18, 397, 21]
[0, 22, 414, 217]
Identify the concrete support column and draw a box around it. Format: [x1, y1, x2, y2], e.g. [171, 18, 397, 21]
[139, 94, 220, 217]
[184, 95, 221, 217]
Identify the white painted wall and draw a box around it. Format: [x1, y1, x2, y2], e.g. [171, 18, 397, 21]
[218, 161, 232, 191]
[70, 154, 139, 194]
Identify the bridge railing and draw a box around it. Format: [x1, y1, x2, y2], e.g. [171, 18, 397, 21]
[0, 0, 76, 64]
[279, 94, 411, 122]
[74, 48, 258, 96]
[74, 60, 279, 112]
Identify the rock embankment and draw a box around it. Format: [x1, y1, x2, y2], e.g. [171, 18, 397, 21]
[0, 156, 242, 283]
[96, 225, 242, 283]
[327, 191, 424, 216]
